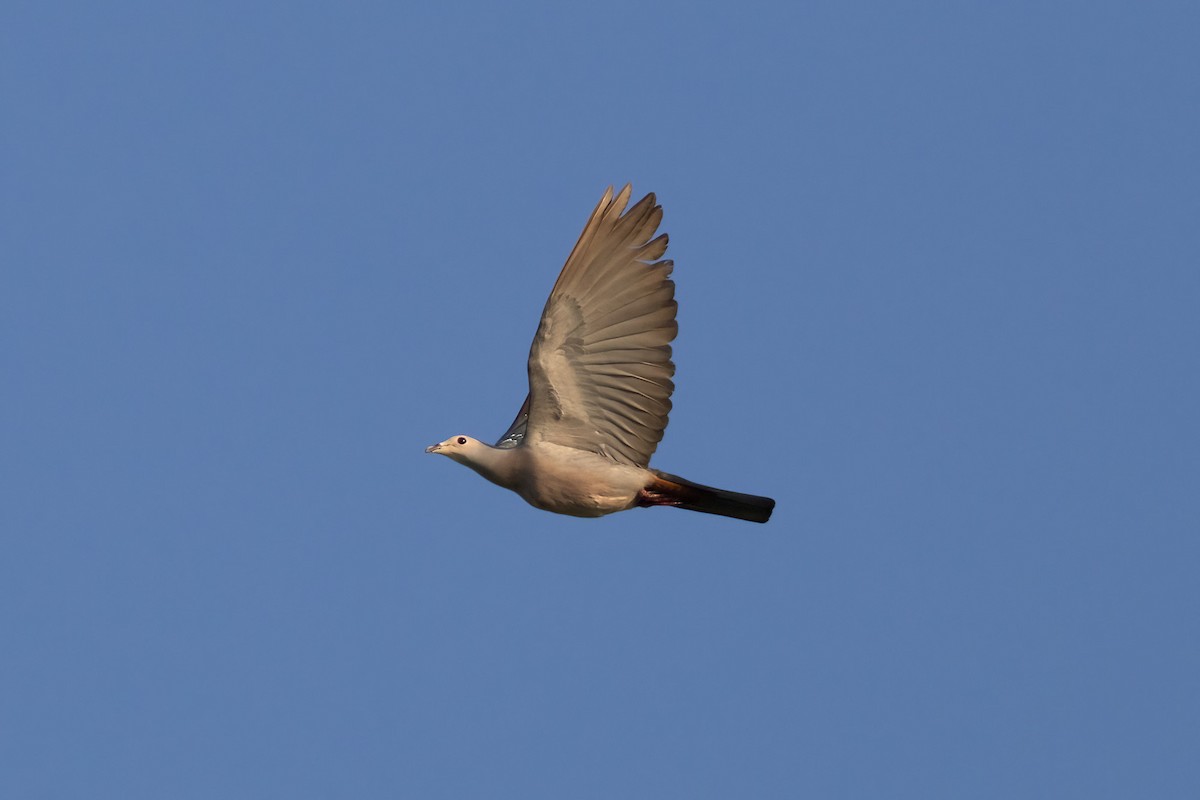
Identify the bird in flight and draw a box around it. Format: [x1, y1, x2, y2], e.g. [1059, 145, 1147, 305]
[426, 186, 775, 523]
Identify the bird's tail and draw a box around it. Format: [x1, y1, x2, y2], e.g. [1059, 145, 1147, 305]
[639, 470, 775, 524]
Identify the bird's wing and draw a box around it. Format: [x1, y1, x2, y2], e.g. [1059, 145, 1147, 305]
[495, 394, 529, 449]
[524, 185, 677, 468]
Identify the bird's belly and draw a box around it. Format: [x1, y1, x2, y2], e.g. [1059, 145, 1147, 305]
[516, 449, 647, 518]
[521, 485, 632, 517]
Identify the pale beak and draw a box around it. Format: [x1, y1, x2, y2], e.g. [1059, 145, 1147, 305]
[425, 443, 442, 453]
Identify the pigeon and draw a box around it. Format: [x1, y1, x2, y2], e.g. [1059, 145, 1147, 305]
[426, 185, 776, 523]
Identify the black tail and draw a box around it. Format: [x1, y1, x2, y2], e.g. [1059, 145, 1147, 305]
[638, 470, 775, 524]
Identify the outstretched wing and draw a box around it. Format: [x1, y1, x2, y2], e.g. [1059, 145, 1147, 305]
[495, 394, 529, 449]
[524, 185, 677, 468]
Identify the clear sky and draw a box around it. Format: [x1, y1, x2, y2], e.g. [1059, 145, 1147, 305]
[3, 2, 1198, 797]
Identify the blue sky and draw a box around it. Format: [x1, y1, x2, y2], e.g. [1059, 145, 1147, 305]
[3, 2, 1198, 797]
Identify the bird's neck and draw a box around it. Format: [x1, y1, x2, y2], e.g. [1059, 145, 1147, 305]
[456, 444, 518, 490]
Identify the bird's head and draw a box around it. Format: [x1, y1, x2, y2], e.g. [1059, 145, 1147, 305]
[425, 435, 485, 465]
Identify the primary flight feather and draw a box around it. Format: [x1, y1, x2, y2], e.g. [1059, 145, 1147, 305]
[426, 186, 775, 523]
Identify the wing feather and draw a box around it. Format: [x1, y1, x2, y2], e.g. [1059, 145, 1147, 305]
[524, 186, 678, 467]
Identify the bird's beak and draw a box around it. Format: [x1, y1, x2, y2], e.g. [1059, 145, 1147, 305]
[425, 443, 442, 454]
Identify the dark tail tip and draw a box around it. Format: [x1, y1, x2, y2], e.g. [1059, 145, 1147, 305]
[639, 470, 776, 524]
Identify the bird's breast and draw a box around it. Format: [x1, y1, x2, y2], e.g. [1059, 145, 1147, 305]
[516, 443, 649, 518]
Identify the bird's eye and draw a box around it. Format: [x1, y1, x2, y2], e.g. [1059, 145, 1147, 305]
[457, 437, 467, 445]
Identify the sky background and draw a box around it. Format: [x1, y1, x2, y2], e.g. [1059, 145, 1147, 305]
[3, 2, 1198, 797]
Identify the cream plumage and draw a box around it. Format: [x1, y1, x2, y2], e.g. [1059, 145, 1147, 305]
[427, 186, 775, 523]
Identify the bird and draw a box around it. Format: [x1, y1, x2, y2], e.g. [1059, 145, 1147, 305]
[426, 185, 776, 523]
